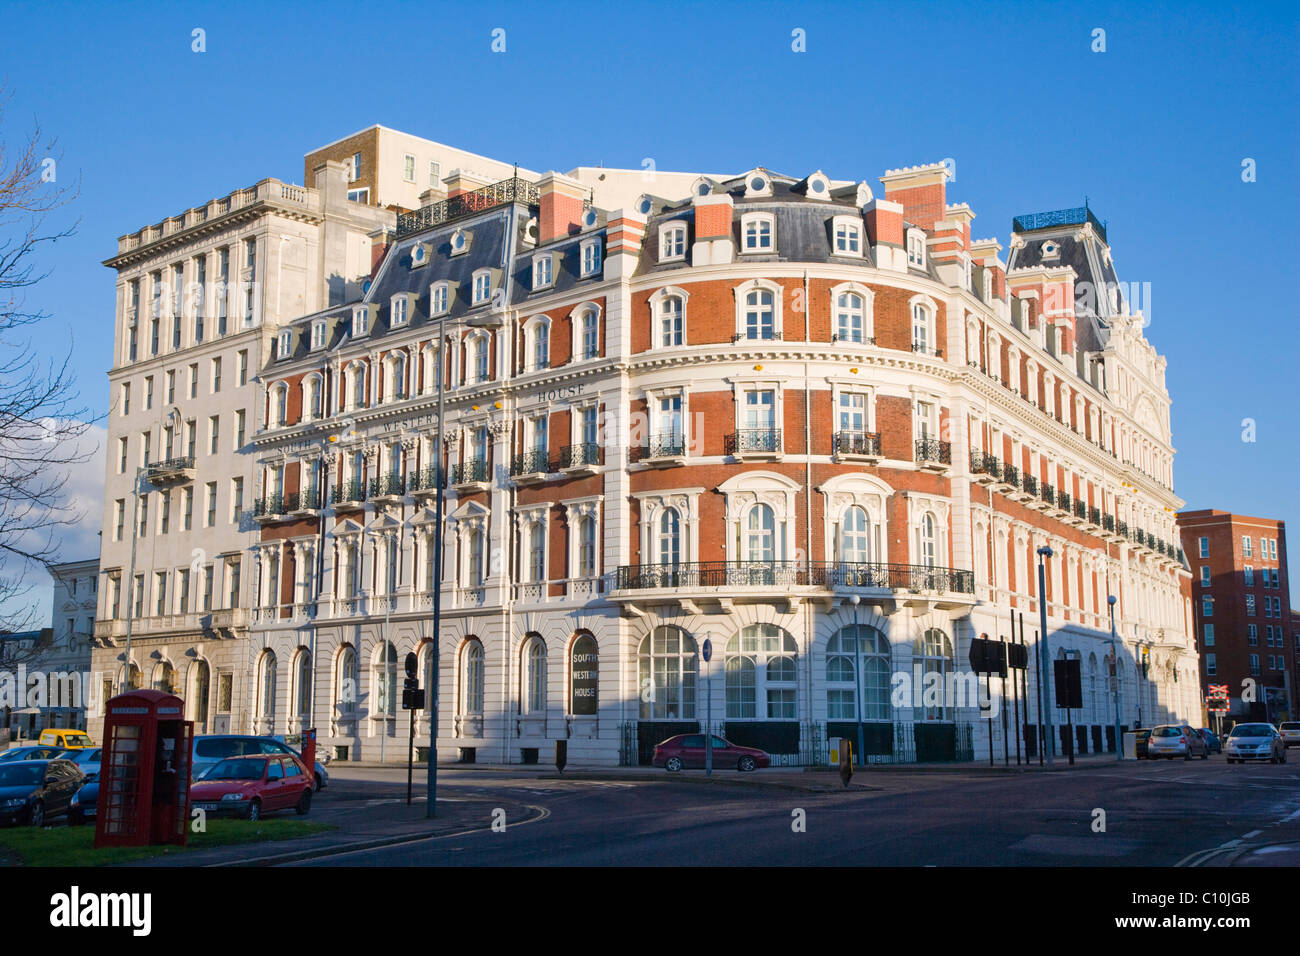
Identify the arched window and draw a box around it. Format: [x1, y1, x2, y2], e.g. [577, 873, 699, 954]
[525, 318, 550, 372]
[657, 509, 681, 565]
[744, 504, 776, 563]
[638, 626, 697, 720]
[659, 295, 684, 347]
[390, 353, 407, 399]
[271, 384, 288, 426]
[461, 640, 484, 716]
[918, 513, 938, 568]
[841, 506, 870, 564]
[918, 628, 954, 721]
[826, 625, 890, 720]
[835, 291, 865, 343]
[303, 376, 322, 421]
[350, 364, 366, 409]
[293, 647, 312, 721]
[744, 288, 775, 341]
[473, 335, 489, 383]
[911, 302, 931, 353]
[725, 624, 798, 719]
[335, 645, 358, 720]
[189, 659, 210, 731]
[521, 636, 546, 714]
[373, 642, 397, 718]
[257, 650, 277, 728]
[580, 308, 599, 360]
[153, 660, 175, 694]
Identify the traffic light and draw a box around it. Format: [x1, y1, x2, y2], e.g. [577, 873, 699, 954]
[1140, 647, 1150, 679]
[402, 652, 425, 710]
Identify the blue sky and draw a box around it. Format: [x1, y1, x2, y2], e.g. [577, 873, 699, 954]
[1, 0, 1296, 624]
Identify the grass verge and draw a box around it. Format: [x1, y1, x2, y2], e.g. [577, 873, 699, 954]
[0, 818, 333, 867]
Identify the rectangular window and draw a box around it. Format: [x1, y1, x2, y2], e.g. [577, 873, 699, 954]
[403, 153, 415, 182]
[1249, 654, 1260, 676]
[429, 160, 441, 187]
[1199, 536, 1209, 558]
[1246, 595, 1256, 616]
[217, 247, 229, 334]
[118, 437, 128, 473]
[351, 152, 362, 180]
[114, 499, 125, 541]
[238, 349, 248, 386]
[1200, 565, 1211, 586]
[1203, 623, 1214, 647]
[188, 363, 198, 399]
[235, 409, 246, 448]
[154, 571, 167, 615]
[159, 490, 170, 534]
[166, 370, 175, 404]
[202, 565, 214, 611]
[205, 482, 217, 528]
[209, 416, 219, 455]
[1202, 595, 1214, 617]
[1269, 538, 1277, 559]
[121, 382, 130, 416]
[182, 486, 193, 531]
[132, 574, 144, 617]
[231, 477, 244, 523]
[140, 431, 151, 466]
[212, 357, 222, 393]
[227, 558, 241, 608]
[1242, 535, 1252, 557]
[1205, 653, 1216, 676]
[178, 569, 190, 614]
[145, 376, 154, 410]
[744, 217, 773, 251]
[1244, 566, 1254, 586]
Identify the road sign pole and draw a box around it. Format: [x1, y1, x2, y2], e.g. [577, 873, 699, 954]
[703, 638, 713, 777]
[407, 702, 416, 805]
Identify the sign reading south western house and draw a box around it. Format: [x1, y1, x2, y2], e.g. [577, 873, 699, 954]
[571, 635, 598, 716]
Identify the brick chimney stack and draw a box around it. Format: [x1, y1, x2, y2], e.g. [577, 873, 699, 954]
[879, 163, 951, 232]
[537, 172, 588, 243]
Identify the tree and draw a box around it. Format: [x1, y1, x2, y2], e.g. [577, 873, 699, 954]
[0, 87, 91, 643]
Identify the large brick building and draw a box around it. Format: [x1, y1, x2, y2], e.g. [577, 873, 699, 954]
[90, 132, 1201, 764]
[1177, 510, 1293, 725]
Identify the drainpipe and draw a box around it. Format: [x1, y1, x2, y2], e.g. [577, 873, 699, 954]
[803, 270, 814, 740]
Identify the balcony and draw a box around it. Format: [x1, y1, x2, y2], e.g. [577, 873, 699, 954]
[970, 452, 1001, 484]
[1102, 513, 1116, 533]
[1074, 499, 1089, 522]
[331, 479, 367, 511]
[409, 466, 440, 497]
[1022, 474, 1039, 498]
[369, 474, 406, 503]
[559, 443, 601, 475]
[611, 560, 976, 614]
[511, 449, 553, 485]
[288, 490, 320, 515]
[207, 608, 248, 635]
[1032, 482, 1056, 512]
[396, 176, 540, 239]
[448, 459, 490, 491]
[145, 456, 195, 485]
[832, 431, 882, 463]
[999, 464, 1024, 497]
[253, 495, 286, 523]
[914, 438, 951, 471]
[641, 431, 687, 467]
[727, 428, 782, 460]
[911, 343, 943, 358]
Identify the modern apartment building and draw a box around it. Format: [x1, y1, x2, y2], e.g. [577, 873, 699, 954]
[89, 160, 391, 739]
[236, 151, 1199, 766]
[1177, 510, 1293, 724]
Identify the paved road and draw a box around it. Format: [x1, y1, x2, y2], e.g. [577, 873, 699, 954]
[288, 757, 1300, 866]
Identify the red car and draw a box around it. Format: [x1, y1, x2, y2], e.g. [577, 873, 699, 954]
[653, 734, 770, 772]
[190, 754, 314, 821]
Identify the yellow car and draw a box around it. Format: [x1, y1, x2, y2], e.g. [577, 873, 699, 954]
[37, 729, 95, 750]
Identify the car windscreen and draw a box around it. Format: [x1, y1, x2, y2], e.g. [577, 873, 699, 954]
[0, 764, 43, 787]
[1281, 723, 1300, 730]
[63, 735, 92, 746]
[1152, 727, 1182, 737]
[195, 738, 259, 759]
[203, 758, 267, 780]
[1230, 726, 1272, 737]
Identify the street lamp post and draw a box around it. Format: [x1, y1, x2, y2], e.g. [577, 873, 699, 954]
[119, 465, 147, 695]
[1107, 594, 1122, 761]
[851, 595, 864, 767]
[1036, 545, 1055, 765]
[426, 324, 448, 818]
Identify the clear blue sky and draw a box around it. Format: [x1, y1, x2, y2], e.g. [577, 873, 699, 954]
[1, 0, 1296, 620]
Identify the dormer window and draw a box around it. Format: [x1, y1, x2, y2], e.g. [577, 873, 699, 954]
[534, 255, 553, 290]
[742, 171, 773, 199]
[1041, 241, 1059, 261]
[659, 223, 687, 262]
[311, 319, 327, 350]
[832, 216, 863, 257]
[450, 229, 470, 256]
[411, 243, 430, 268]
[741, 213, 775, 253]
[472, 270, 492, 305]
[907, 230, 926, 267]
[580, 239, 602, 277]
[581, 208, 599, 231]
[277, 329, 291, 359]
[391, 294, 410, 328]
[431, 282, 450, 316]
[805, 172, 831, 199]
[352, 306, 369, 338]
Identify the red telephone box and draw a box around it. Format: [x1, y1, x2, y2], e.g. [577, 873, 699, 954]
[94, 689, 194, 849]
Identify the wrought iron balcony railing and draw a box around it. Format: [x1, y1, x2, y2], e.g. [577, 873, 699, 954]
[1074, 500, 1089, 520]
[511, 449, 552, 476]
[1002, 464, 1021, 489]
[1117, 519, 1128, 537]
[395, 176, 541, 238]
[285, 490, 320, 512]
[1057, 491, 1072, 512]
[1089, 506, 1101, 526]
[727, 428, 782, 455]
[1022, 475, 1039, 497]
[253, 495, 284, 518]
[559, 443, 601, 469]
[145, 456, 195, 483]
[646, 431, 686, 458]
[369, 474, 406, 498]
[331, 479, 366, 505]
[613, 560, 975, 596]
[970, 452, 1001, 478]
[915, 438, 951, 465]
[410, 466, 440, 493]
[911, 343, 943, 358]
[833, 431, 882, 457]
[448, 459, 489, 486]
[1102, 513, 1116, 532]
[1040, 482, 1056, 505]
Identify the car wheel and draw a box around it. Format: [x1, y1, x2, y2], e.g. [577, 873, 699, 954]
[1183, 751, 1192, 761]
[247, 798, 262, 821]
[738, 755, 757, 772]
[314, 772, 324, 792]
[295, 789, 312, 815]
[29, 801, 44, 828]
[665, 756, 683, 773]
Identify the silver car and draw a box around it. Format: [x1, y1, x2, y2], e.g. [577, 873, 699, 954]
[1146, 724, 1209, 760]
[1225, 723, 1287, 764]
[192, 736, 329, 790]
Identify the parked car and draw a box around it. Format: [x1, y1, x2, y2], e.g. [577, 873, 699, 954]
[191, 755, 313, 821]
[0, 759, 84, 827]
[0, 745, 66, 763]
[191, 736, 328, 791]
[1225, 723, 1287, 763]
[1146, 724, 1209, 760]
[56, 747, 102, 782]
[1199, 728, 1222, 754]
[653, 734, 770, 772]
[1133, 728, 1151, 759]
[68, 780, 98, 826]
[37, 729, 95, 751]
[1277, 722, 1300, 749]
